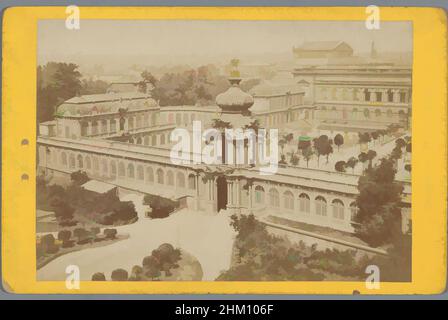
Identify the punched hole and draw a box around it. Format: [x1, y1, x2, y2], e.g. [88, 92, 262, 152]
[21, 174, 29, 180]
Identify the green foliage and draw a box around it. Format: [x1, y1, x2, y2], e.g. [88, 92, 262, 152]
[335, 161, 346, 172]
[152, 65, 230, 106]
[91, 272, 106, 281]
[218, 214, 324, 281]
[313, 135, 333, 165]
[142, 243, 182, 279]
[57, 230, 72, 242]
[354, 158, 404, 246]
[70, 170, 89, 185]
[305, 249, 364, 277]
[302, 146, 314, 168]
[104, 228, 118, 239]
[346, 156, 358, 173]
[111, 268, 128, 281]
[80, 78, 109, 95]
[37, 62, 82, 123]
[143, 195, 178, 219]
[334, 133, 344, 151]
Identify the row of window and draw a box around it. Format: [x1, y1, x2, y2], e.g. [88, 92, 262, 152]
[80, 113, 157, 136]
[254, 186, 356, 220]
[320, 88, 408, 103]
[57, 152, 197, 190]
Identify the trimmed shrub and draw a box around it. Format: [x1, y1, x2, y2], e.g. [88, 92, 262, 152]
[91, 272, 106, 281]
[104, 228, 117, 239]
[111, 268, 128, 281]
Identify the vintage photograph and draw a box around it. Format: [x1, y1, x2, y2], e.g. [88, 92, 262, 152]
[36, 19, 412, 282]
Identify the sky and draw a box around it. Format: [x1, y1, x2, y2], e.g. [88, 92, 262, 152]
[38, 19, 412, 65]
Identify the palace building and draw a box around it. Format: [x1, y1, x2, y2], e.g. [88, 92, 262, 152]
[37, 49, 411, 234]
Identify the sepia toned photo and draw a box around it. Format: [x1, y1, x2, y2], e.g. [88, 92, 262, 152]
[35, 19, 412, 283]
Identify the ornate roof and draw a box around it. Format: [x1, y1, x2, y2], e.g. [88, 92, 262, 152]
[215, 78, 254, 115]
[56, 92, 158, 117]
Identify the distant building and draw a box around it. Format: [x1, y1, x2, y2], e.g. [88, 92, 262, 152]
[293, 41, 354, 59]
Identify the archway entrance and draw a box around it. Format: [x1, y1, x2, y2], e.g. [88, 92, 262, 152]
[216, 176, 228, 212]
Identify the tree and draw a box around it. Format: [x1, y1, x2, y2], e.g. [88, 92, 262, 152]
[353, 158, 404, 247]
[57, 230, 71, 243]
[333, 134, 344, 151]
[129, 265, 144, 281]
[80, 78, 109, 95]
[111, 268, 128, 281]
[358, 132, 371, 148]
[73, 227, 90, 242]
[37, 62, 82, 123]
[302, 147, 314, 168]
[395, 138, 406, 149]
[367, 150, 377, 169]
[314, 135, 332, 166]
[104, 228, 117, 239]
[52, 199, 75, 221]
[290, 152, 300, 166]
[70, 170, 89, 185]
[211, 119, 232, 130]
[278, 138, 287, 155]
[404, 164, 411, 174]
[406, 143, 412, 153]
[91, 272, 106, 281]
[335, 161, 346, 172]
[138, 70, 158, 93]
[358, 152, 368, 170]
[244, 120, 260, 135]
[346, 157, 358, 174]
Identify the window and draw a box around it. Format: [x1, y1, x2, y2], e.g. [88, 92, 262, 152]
[146, 167, 154, 183]
[299, 193, 310, 213]
[101, 159, 108, 175]
[136, 115, 142, 128]
[375, 91, 382, 102]
[167, 170, 174, 186]
[128, 117, 134, 130]
[137, 165, 144, 180]
[61, 152, 67, 166]
[93, 157, 99, 172]
[80, 122, 88, 136]
[255, 186, 265, 204]
[350, 202, 358, 220]
[69, 154, 76, 169]
[151, 135, 157, 146]
[315, 196, 327, 216]
[364, 89, 370, 101]
[101, 120, 108, 134]
[110, 119, 117, 133]
[91, 121, 98, 135]
[157, 168, 164, 184]
[118, 162, 125, 177]
[332, 199, 345, 220]
[269, 188, 280, 207]
[283, 191, 294, 210]
[375, 109, 381, 118]
[363, 108, 370, 119]
[85, 156, 91, 170]
[177, 172, 185, 188]
[127, 164, 135, 178]
[188, 174, 196, 190]
[110, 161, 117, 178]
[387, 90, 394, 102]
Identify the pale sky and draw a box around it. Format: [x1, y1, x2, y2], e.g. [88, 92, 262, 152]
[38, 19, 412, 63]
